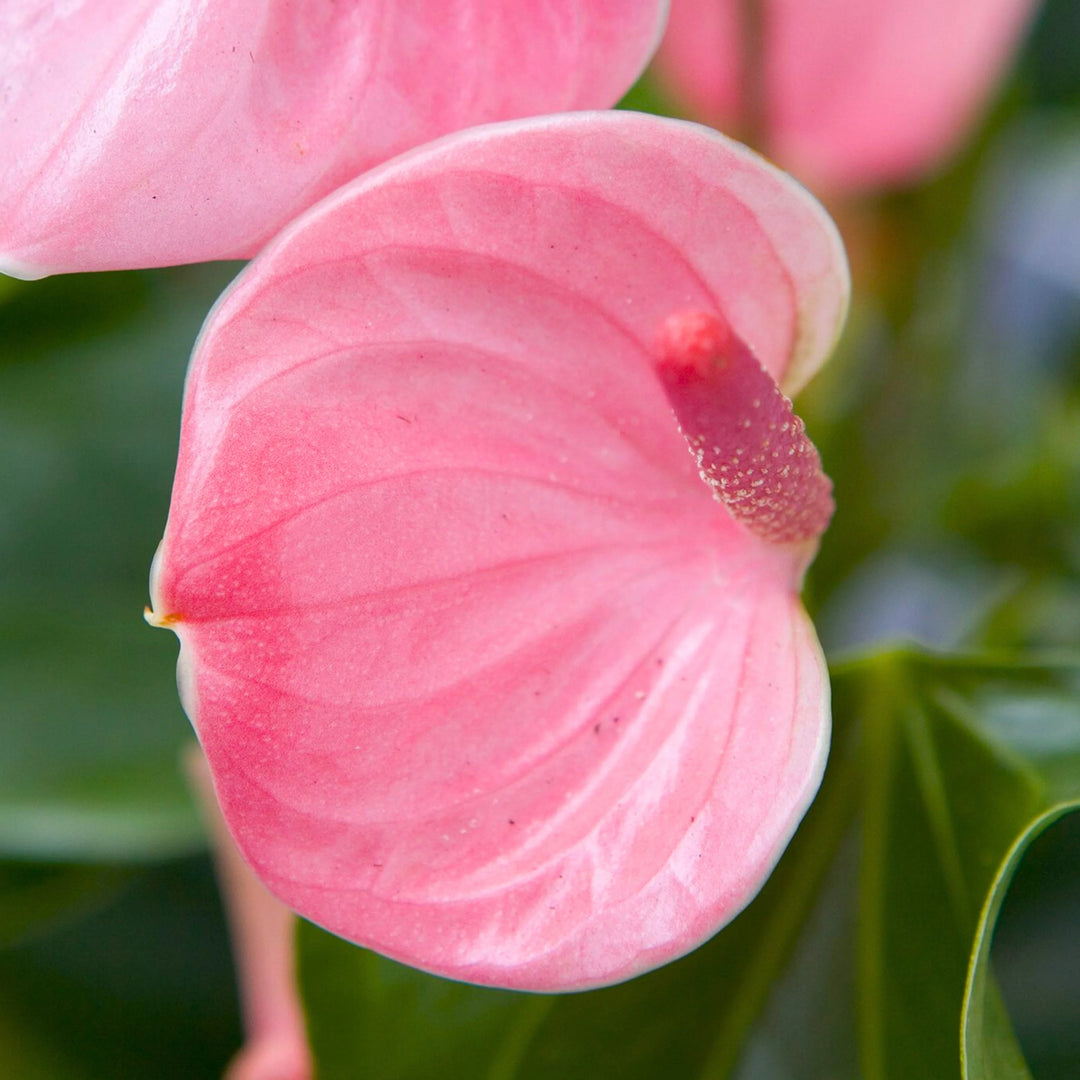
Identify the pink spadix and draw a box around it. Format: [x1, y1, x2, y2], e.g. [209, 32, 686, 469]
[655, 309, 833, 545]
[149, 112, 849, 991]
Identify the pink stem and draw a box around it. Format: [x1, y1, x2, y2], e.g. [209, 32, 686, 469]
[183, 745, 313, 1080]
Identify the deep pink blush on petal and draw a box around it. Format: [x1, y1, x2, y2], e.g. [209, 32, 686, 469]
[149, 112, 849, 991]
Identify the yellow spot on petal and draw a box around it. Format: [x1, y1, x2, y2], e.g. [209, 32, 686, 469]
[144, 606, 183, 628]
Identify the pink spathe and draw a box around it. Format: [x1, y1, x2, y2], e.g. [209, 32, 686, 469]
[0, 0, 665, 278]
[148, 112, 849, 991]
[653, 0, 1039, 192]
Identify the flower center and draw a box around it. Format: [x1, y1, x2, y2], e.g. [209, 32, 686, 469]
[654, 309, 833, 545]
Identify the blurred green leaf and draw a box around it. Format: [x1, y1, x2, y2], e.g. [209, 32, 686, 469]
[0, 270, 149, 361]
[944, 399, 1080, 578]
[0, 606, 201, 861]
[989, 810, 1080, 1076]
[0, 862, 130, 948]
[833, 651, 1080, 1080]
[0, 856, 242, 1080]
[0, 1004, 90, 1080]
[962, 808, 1073, 1080]
[616, 70, 679, 119]
[0, 264, 239, 862]
[1019, 0, 1080, 106]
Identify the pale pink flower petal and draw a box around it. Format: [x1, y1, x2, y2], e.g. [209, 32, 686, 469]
[653, 0, 1039, 192]
[0, 0, 665, 278]
[149, 111, 848, 991]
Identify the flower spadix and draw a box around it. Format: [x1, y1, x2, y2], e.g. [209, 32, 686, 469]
[653, 0, 1038, 192]
[0, 0, 664, 278]
[149, 111, 849, 991]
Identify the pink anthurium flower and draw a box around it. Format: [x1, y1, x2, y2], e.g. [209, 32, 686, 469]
[147, 111, 849, 991]
[652, 0, 1039, 193]
[0, 0, 665, 279]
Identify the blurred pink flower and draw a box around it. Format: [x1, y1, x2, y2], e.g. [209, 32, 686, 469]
[653, 0, 1039, 192]
[0, 0, 665, 278]
[148, 111, 849, 991]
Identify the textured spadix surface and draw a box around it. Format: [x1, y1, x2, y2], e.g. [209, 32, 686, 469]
[0, 0, 664, 278]
[653, 0, 1038, 192]
[150, 111, 849, 990]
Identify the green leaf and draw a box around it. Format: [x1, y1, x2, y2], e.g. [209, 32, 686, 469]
[0, 1004, 91, 1080]
[297, 706, 861, 1080]
[0, 861, 130, 948]
[0, 856, 242, 1080]
[0, 264, 239, 863]
[0, 604, 205, 861]
[833, 650, 1080, 1080]
[961, 808, 1075, 1080]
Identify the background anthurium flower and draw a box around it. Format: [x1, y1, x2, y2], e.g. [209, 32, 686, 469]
[147, 111, 849, 991]
[0, 0, 665, 279]
[652, 0, 1039, 193]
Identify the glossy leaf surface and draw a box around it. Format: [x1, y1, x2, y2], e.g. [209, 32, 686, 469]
[837, 652, 1080, 1080]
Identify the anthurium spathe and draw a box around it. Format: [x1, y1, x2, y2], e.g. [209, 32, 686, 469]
[0, 0, 665, 279]
[652, 0, 1038, 192]
[148, 111, 849, 991]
